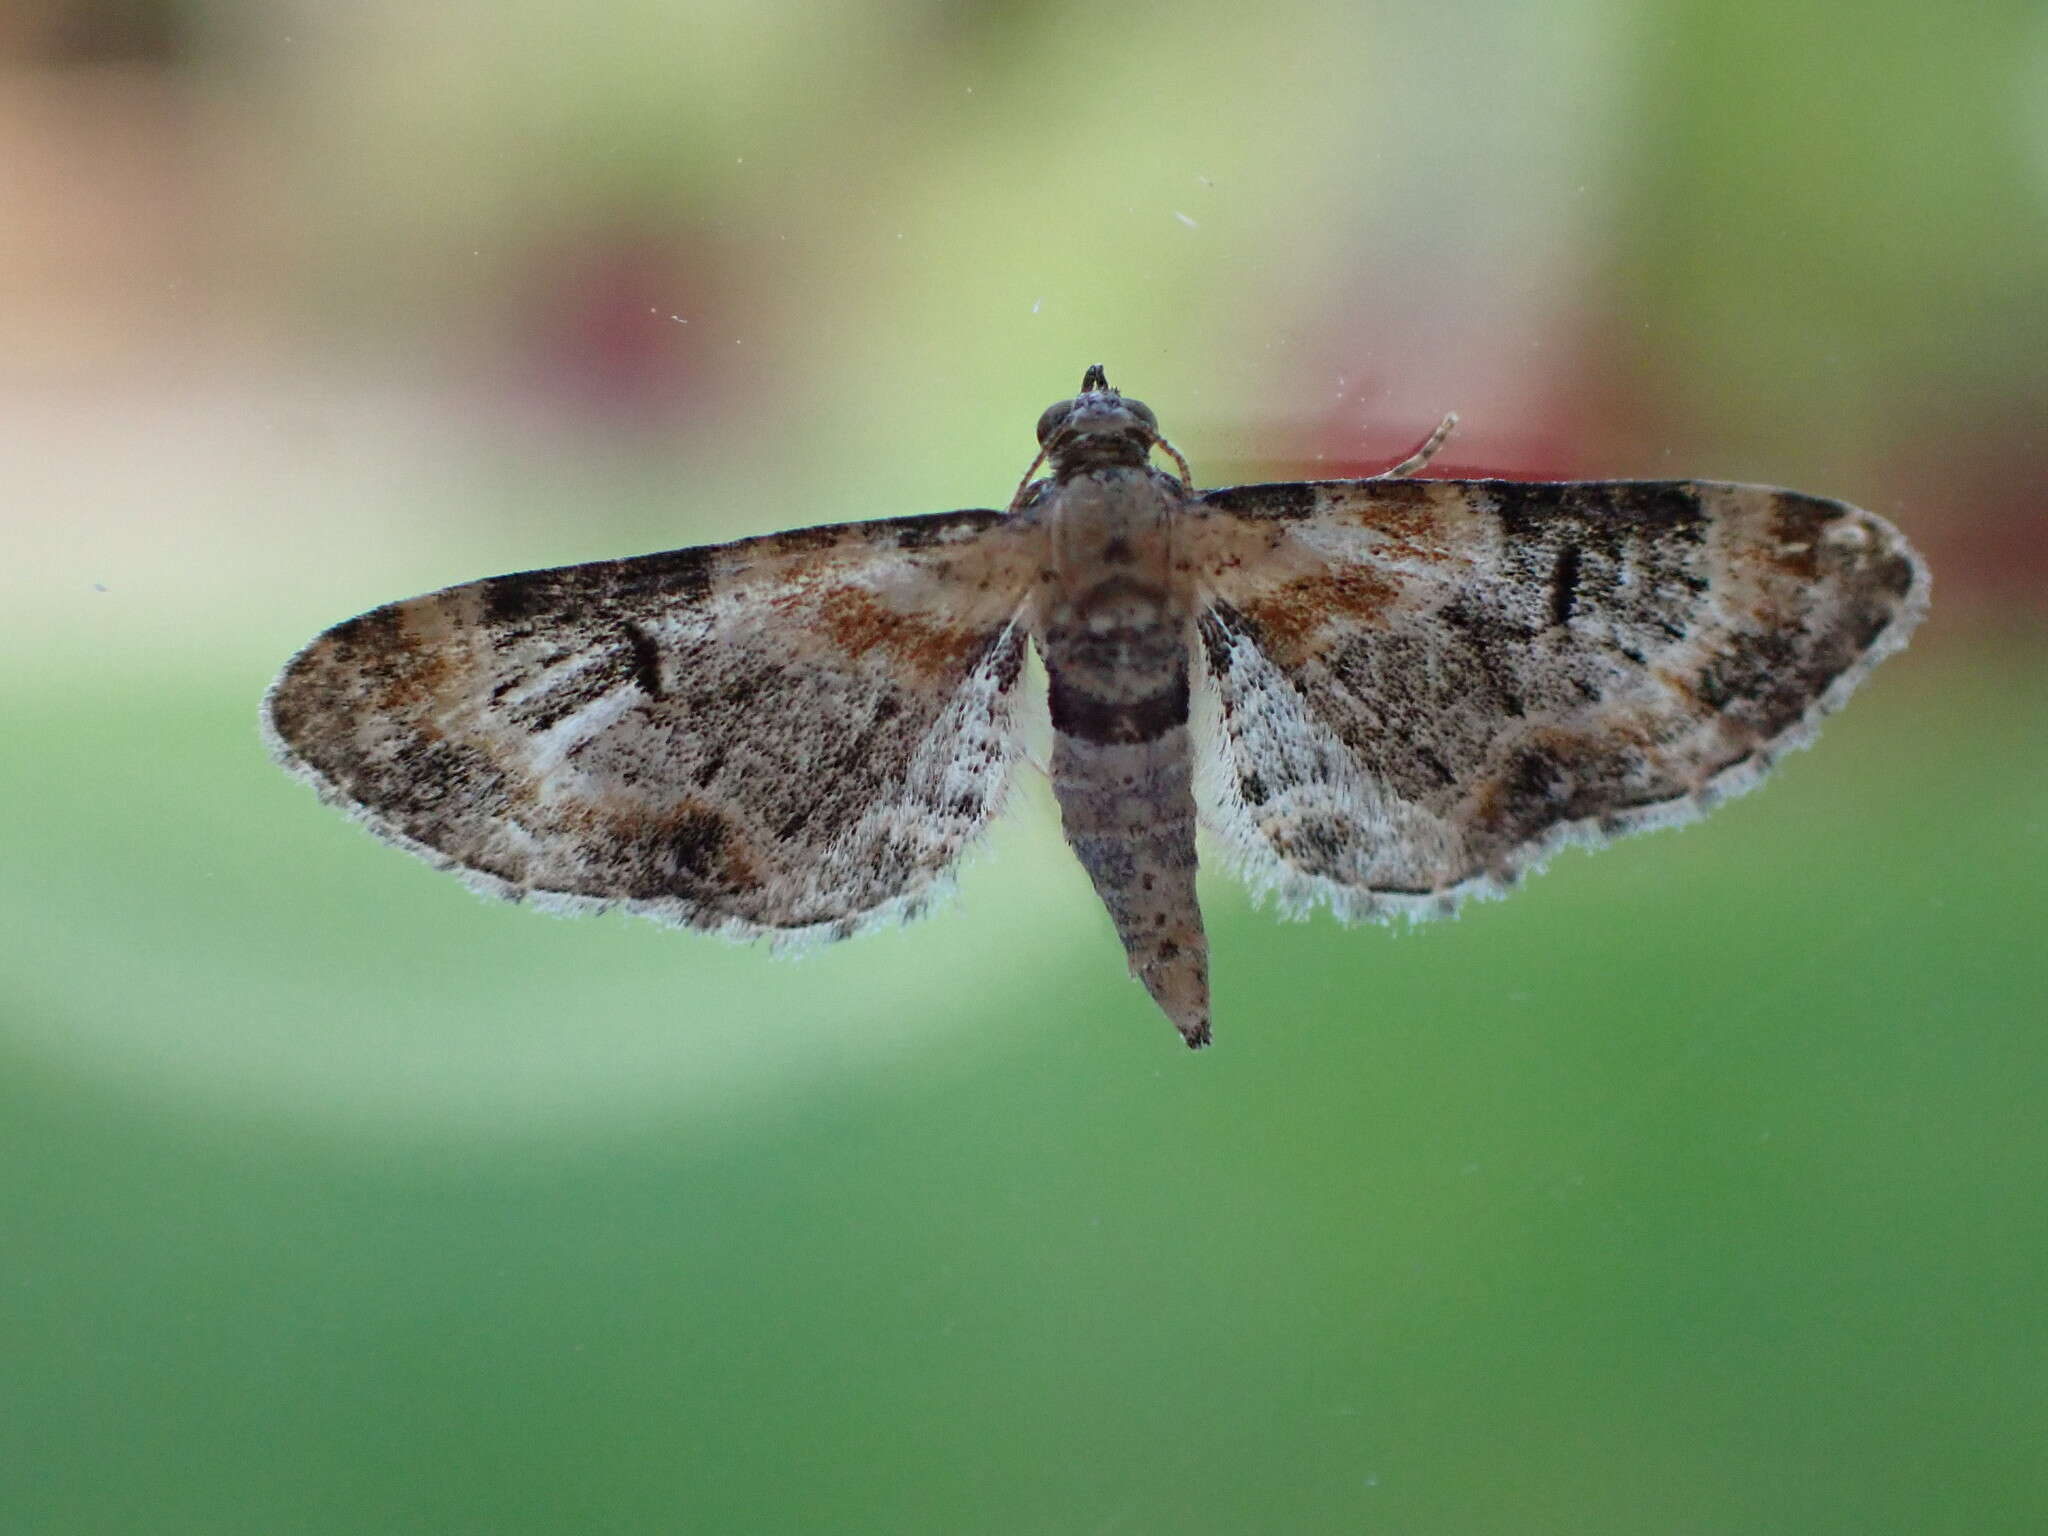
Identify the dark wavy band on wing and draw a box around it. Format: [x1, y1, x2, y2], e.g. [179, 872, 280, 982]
[263, 508, 1036, 944]
[1189, 478, 1927, 917]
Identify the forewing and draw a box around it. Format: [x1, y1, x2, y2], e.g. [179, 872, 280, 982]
[1187, 478, 1928, 918]
[264, 509, 1036, 943]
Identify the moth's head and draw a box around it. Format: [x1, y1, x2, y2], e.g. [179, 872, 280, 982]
[1034, 365, 1161, 472]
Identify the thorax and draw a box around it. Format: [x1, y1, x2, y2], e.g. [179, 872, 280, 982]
[1026, 465, 1192, 631]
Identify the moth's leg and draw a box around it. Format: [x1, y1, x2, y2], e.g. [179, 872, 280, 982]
[1369, 411, 1459, 479]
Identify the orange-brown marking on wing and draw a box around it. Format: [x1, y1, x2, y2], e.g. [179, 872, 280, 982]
[378, 647, 462, 724]
[355, 591, 486, 723]
[1238, 565, 1399, 668]
[1325, 483, 1461, 563]
[1763, 495, 1842, 580]
[1653, 666, 1709, 714]
[801, 583, 991, 678]
[575, 793, 767, 894]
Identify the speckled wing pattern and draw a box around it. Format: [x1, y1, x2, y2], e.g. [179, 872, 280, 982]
[1186, 477, 1929, 921]
[263, 510, 1034, 945]
[264, 366, 1931, 1051]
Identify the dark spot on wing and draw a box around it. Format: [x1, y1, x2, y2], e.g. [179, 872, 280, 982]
[622, 621, 663, 698]
[1874, 552, 1916, 598]
[1198, 601, 1261, 677]
[655, 806, 761, 901]
[1769, 490, 1843, 557]
[665, 805, 744, 885]
[1693, 614, 1875, 740]
[1697, 629, 1800, 715]
[1505, 744, 1567, 809]
[1548, 544, 1581, 627]
[481, 570, 559, 624]
[1466, 481, 1721, 666]
[651, 546, 717, 604]
[1467, 731, 1667, 857]
[1589, 481, 1707, 533]
[1489, 480, 1707, 542]
[1200, 482, 1317, 520]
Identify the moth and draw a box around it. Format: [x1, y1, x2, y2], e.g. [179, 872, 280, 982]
[264, 366, 1928, 1048]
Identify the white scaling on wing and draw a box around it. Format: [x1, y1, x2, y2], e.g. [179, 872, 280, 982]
[264, 367, 1927, 1049]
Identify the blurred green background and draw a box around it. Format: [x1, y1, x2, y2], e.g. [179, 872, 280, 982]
[5, 0, 2045, 1531]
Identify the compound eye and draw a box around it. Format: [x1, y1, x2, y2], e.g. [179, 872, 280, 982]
[1125, 399, 1158, 434]
[1035, 401, 1074, 445]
